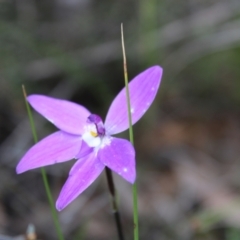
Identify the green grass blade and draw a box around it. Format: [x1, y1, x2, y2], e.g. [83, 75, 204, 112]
[22, 85, 65, 240]
[121, 24, 139, 240]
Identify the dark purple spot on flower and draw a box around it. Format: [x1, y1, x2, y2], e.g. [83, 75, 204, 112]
[88, 114, 105, 136]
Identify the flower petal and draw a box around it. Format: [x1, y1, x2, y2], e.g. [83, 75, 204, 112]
[76, 141, 93, 159]
[98, 137, 136, 183]
[16, 131, 81, 174]
[56, 153, 104, 211]
[105, 66, 163, 135]
[27, 95, 90, 135]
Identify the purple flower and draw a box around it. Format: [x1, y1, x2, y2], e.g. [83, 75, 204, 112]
[16, 66, 163, 210]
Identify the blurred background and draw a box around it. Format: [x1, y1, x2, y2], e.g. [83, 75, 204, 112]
[1, 0, 240, 239]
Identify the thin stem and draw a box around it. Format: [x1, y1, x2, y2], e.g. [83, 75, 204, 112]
[121, 25, 133, 144]
[22, 86, 65, 240]
[121, 24, 139, 240]
[105, 167, 125, 240]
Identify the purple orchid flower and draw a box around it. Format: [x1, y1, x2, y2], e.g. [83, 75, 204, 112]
[16, 66, 163, 210]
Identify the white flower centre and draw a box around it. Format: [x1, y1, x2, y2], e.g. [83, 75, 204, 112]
[82, 124, 101, 147]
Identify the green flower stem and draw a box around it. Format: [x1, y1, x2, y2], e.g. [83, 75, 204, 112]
[105, 167, 125, 240]
[22, 86, 65, 240]
[121, 24, 139, 240]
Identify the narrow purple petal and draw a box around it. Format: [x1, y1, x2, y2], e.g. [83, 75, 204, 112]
[105, 66, 163, 135]
[98, 137, 136, 183]
[16, 131, 81, 174]
[56, 153, 104, 211]
[27, 95, 90, 135]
